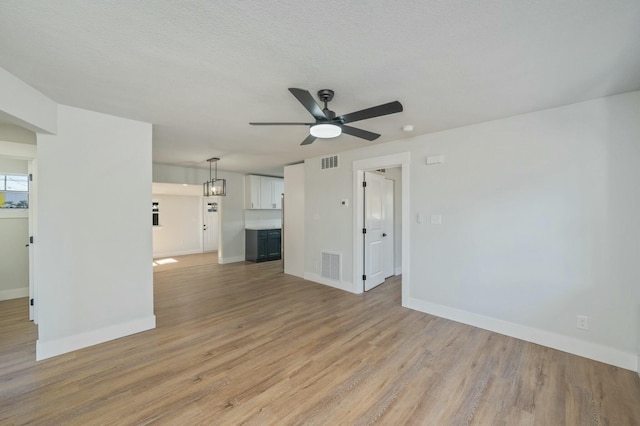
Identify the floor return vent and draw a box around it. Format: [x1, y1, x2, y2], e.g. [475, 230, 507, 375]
[321, 251, 341, 281]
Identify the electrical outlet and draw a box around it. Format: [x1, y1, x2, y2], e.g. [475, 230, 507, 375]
[577, 315, 589, 330]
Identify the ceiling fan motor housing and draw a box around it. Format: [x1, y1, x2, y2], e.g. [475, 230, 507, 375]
[317, 89, 334, 102]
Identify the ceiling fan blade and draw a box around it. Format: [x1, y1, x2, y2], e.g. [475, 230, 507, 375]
[300, 134, 317, 145]
[289, 88, 327, 121]
[340, 125, 380, 141]
[338, 101, 403, 124]
[250, 122, 313, 125]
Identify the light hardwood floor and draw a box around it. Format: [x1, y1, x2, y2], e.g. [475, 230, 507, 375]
[1, 253, 639, 425]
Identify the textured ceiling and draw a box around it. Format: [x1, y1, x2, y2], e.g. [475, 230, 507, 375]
[1, 1, 639, 175]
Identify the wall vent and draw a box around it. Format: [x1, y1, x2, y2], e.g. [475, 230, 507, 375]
[321, 155, 339, 170]
[321, 251, 341, 281]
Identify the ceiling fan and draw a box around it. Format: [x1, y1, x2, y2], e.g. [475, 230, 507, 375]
[250, 88, 403, 145]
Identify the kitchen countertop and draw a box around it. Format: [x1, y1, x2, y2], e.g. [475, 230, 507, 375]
[245, 226, 281, 230]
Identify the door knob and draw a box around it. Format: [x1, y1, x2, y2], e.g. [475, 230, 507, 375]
[382, 233, 387, 237]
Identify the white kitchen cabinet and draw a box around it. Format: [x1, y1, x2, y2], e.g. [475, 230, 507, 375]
[260, 176, 274, 209]
[272, 178, 284, 209]
[244, 175, 262, 209]
[244, 175, 284, 209]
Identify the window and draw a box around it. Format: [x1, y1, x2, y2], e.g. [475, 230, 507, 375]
[0, 174, 29, 209]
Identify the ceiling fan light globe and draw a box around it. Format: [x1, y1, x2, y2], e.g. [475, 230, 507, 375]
[310, 123, 341, 138]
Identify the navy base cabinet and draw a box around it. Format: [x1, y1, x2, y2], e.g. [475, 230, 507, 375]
[245, 229, 281, 262]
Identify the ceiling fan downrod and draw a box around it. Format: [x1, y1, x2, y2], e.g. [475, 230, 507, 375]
[317, 89, 336, 120]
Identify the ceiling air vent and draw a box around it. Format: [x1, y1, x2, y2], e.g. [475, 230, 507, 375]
[321, 251, 341, 281]
[321, 155, 339, 170]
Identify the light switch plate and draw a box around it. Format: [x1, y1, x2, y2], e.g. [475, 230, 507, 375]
[430, 214, 442, 225]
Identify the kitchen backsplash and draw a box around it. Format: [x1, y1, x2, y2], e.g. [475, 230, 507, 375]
[244, 209, 281, 229]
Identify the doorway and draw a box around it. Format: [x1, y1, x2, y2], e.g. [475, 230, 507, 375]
[0, 141, 37, 324]
[353, 152, 410, 305]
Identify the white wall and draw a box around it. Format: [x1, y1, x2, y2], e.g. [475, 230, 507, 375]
[0, 140, 37, 160]
[304, 157, 354, 289]
[0, 157, 29, 173]
[35, 105, 155, 360]
[284, 163, 305, 278]
[152, 163, 210, 186]
[304, 90, 640, 371]
[152, 194, 202, 257]
[152, 163, 246, 263]
[0, 122, 37, 144]
[0, 67, 57, 134]
[151, 183, 209, 258]
[0, 213, 28, 300]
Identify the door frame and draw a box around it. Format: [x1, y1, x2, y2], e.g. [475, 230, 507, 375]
[353, 152, 410, 306]
[383, 177, 395, 279]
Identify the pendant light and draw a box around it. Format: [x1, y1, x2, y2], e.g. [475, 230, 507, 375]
[203, 157, 226, 196]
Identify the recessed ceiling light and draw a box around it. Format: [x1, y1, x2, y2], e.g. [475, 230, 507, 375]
[402, 125, 414, 132]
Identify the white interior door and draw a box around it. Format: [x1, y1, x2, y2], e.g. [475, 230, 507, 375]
[383, 178, 394, 279]
[364, 171, 385, 291]
[203, 198, 218, 252]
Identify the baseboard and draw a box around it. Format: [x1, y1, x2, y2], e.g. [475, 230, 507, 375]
[394, 266, 402, 276]
[407, 297, 637, 372]
[153, 249, 202, 258]
[304, 272, 355, 293]
[219, 256, 245, 264]
[36, 315, 156, 361]
[284, 269, 304, 279]
[0, 287, 29, 301]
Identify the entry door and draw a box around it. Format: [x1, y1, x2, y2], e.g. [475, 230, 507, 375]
[364, 172, 386, 291]
[203, 198, 218, 252]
